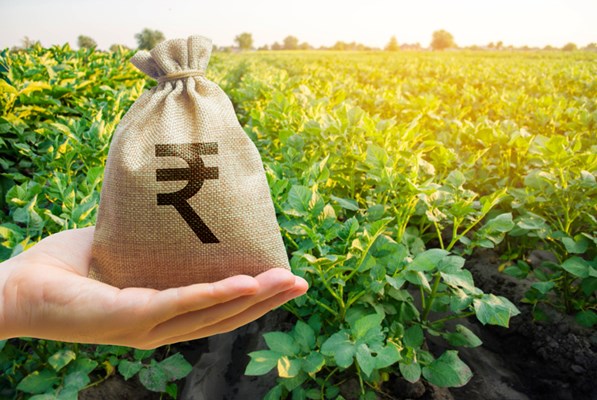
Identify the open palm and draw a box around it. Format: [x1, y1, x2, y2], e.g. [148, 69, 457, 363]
[0, 227, 307, 349]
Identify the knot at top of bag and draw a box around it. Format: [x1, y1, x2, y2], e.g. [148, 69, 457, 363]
[129, 35, 212, 82]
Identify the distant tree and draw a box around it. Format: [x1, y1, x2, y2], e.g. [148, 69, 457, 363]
[544, 45, 555, 51]
[271, 42, 282, 50]
[562, 42, 577, 51]
[332, 41, 346, 51]
[430, 30, 455, 51]
[109, 44, 130, 52]
[487, 42, 495, 49]
[283, 36, 299, 50]
[299, 42, 311, 50]
[234, 32, 253, 51]
[401, 42, 421, 51]
[385, 36, 399, 51]
[496, 41, 504, 50]
[78, 35, 97, 49]
[21, 36, 41, 49]
[583, 43, 597, 51]
[135, 28, 165, 50]
[257, 44, 270, 51]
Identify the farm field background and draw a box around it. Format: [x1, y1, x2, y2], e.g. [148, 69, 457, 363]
[0, 45, 596, 399]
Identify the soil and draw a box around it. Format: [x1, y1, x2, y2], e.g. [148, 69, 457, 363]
[80, 249, 596, 400]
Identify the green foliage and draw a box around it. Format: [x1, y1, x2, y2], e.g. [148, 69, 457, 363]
[0, 45, 188, 399]
[1, 44, 595, 399]
[0, 339, 190, 399]
[228, 50, 593, 398]
[505, 134, 597, 322]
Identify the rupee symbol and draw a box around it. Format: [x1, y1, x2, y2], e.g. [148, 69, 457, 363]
[155, 143, 219, 243]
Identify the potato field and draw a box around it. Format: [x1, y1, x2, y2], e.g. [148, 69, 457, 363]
[0, 44, 595, 400]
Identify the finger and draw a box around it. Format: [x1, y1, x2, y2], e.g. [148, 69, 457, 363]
[152, 282, 308, 347]
[118, 274, 262, 326]
[144, 271, 299, 341]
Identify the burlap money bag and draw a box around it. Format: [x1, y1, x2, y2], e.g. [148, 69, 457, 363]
[89, 35, 290, 290]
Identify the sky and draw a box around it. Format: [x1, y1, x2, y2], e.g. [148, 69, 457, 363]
[0, 0, 596, 50]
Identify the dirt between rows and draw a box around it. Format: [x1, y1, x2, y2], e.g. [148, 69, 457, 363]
[81, 249, 596, 400]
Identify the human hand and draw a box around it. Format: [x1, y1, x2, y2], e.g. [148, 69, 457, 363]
[0, 227, 308, 349]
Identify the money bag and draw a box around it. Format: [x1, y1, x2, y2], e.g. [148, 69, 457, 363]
[89, 35, 290, 290]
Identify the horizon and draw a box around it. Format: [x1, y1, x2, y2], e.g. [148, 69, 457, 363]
[1, 0, 596, 51]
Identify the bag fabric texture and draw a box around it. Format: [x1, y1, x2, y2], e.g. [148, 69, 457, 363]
[89, 35, 290, 290]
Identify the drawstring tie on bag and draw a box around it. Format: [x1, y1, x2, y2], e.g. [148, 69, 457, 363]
[157, 69, 204, 83]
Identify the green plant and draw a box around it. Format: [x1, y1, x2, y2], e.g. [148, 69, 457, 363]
[505, 135, 597, 325]
[0, 340, 191, 399]
[2, 44, 595, 398]
[245, 182, 519, 399]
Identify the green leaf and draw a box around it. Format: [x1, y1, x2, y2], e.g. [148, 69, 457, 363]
[437, 256, 465, 272]
[71, 199, 96, 222]
[66, 358, 98, 375]
[159, 353, 192, 381]
[446, 170, 466, 187]
[374, 342, 402, 369]
[277, 356, 302, 378]
[281, 371, 308, 391]
[331, 195, 359, 211]
[561, 257, 589, 278]
[263, 384, 283, 400]
[422, 351, 472, 388]
[355, 343, 375, 377]
[118, 360, 143, 381]
[133, 348, 155, 360]
[561, 236, 589, 254]
[0, 340, 6, 353]
[293, 320, 316, 351]
[399, 362, 421, 383]
[264, 332, 300, 356]
[404, 270, 431, 291]
[321, 330, 355, 368]
[444, 324, 482, 348]
[305, 388, 322, 399]
[139, 362, 169, 392]
[303, 352, 325, 374]
[473, 294, 520, 328]
[503, 261, 530, 279]
[440, 270, 476, 292]
[530, 281, 555, 294]
[17, 370, 59, 394]
[575, 310, 597, 328]
[56, 386, 78, 400]
[29, 395, 56, 400]
[287, 185, 312, 216]
[63, 371, 90, 391]
[484, 213, 514, 233]
[403, 325, 424, 348]
[19, 81, 52, 96]
[351, 313, 384, 339]
[48, 349, 76, 372]
[245, 350, 281, 376]
[409, 249, 449, 272]
[166, 383, 178, 399]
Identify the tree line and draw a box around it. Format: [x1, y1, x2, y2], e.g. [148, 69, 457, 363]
[11, 28, 596, 53]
